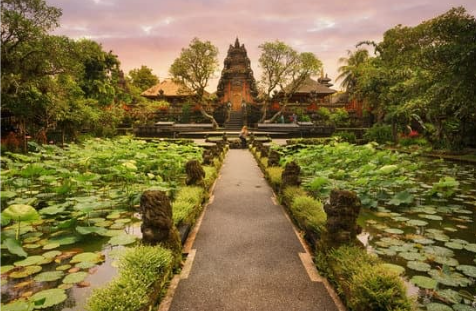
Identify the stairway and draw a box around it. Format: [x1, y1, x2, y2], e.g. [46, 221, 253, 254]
[224, 111, 244, 131]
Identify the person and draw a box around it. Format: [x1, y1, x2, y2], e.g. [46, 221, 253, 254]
[239, 125, 248, 148]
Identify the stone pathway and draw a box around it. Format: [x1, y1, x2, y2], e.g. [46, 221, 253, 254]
[163, 149, 342, 311]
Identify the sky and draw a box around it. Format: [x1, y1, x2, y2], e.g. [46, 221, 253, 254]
[48, 0, 476, 92]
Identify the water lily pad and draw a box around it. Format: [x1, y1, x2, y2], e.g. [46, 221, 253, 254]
[426, 303, 453, 311]
[95, 220, 113, 227]
[388, 190, 414, 206]
[23, 236, 41, 243]
[14, 256, 48, 267]
[42, 250, 61, 259]
[109, 223, 125, 230]
[76, 226, 107, 235]
[108, 233, 137, 246]
[75, 261, 97, 269]
[419, 214, 443, 221]
[70, 252, 103, 264]
[428, 269, 472, 287]
[23, 243, 41, 249]
[407, 219, 428, 227]
[380, 263, 405, 275]
[115, 218, 131, 224]
[452, 304, 476, 311]
[48, 235, 80, 245]
[4, 238, 28, 257]
[1, 299, 34, 311]
[33, 271, 65, 282]
[399, 252, 426, 261]
[9, 265, 42, 278]
[410, 275, 437, 289]
[435, 289, 461, 304]
[407, 261, 431, 272]
[413, 238, 435, 245]
[433, 256, 459, 267]
[456, 265, 476, 278]
[56, 264, 72, 271]
[1, 265, 15, 274]
[106, 212, 121, 219]
[444, 242, 464, 250]
[62, 271, 88, 284]
[423, 246, 454, 258]
[384, 228, 404, 235]
[464, 243, 476, 253]
[42, 243, 60, 250]
[443, 227, 457, 232]
[39, 205, 65, 216]
[58, 283, 73, 290]
[30, 288, 67, 309]
[374, 248, 397, 256]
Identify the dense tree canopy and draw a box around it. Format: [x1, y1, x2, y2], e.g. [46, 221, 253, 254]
[341, 7, 476, 149]
[128, 65, 158, 92]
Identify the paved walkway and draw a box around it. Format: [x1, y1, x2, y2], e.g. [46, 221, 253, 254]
[166, 150, 342, 311]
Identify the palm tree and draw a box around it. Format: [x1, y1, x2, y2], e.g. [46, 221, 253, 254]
[336, 49, 370, 92]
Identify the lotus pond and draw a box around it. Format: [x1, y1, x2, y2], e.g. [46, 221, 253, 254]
[1, 137, 203, 310]
[279, 142, 476, 310]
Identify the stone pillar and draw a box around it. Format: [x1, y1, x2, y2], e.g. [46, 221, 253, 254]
[185, 159, 205, 186]
[322, 189, 362, 248]
[140, 190, 181, 259]
[281, 161, 301, 188]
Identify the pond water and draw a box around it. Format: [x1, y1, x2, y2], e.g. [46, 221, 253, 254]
[357, 158, 476, 310]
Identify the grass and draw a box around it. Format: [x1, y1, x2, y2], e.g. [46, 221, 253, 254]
[289, 195, 326, 233]
[265, 167, 283, 189]
[203, 165, 217, 189]
[172, 186, 205, 227]
[87, 246, 173, 311]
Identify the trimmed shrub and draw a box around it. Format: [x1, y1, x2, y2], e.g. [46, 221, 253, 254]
[265, 167, 283, 189]
[172, 186, 205, 227]
[174, 186, 204, 206]
[172, 200, 196, 227]
[290, 195, 327, 233]
[87, 246, 173, 311]
[281, 186, 307, 207]
[203, 165, 217, 189]
[324, 245, 414, 311]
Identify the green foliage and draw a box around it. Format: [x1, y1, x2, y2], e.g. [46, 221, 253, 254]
[128, 65, 158, 91]
[172, 186, 205, 226]
[430, 176, 460, 198]
[289, 195, 326, 233]
[316, 107, 331, 120]
[203, 166, 217, 189]
[325, 246, 413, 311]
[332, 131, 356, 143]
[281, 186, 307, 207]
[329, 108, 350, 127]
[265, 167, 283, 188]
[87, 245, 173, 311]
[364, 124, 393, 144]
[349, 265, 413, 311]
[174, 186, 205, 206]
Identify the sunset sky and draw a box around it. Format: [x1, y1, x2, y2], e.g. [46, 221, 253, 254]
[48, 0, 476, 92]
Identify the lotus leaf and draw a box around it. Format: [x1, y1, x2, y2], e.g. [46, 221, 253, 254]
[75, 261, 97, 269]
[108, 233, 137, 246]
[95, 220, 113, 227]
[388, 190, 414, 206]
[444, 242, 464, 250]
[33, 271, 64, 282]
[23, 244, 41, 249]
[70, 252, 103, 264]
[30, 288, 67, 309]
[413, 238, 435, 245]
[452, 304, 476, 311]
[4, 238, 28, 258]
[419, 214, 444, 221]
[62, 271, 88, 284]
[76, 226, 107, 235]
[380, 263, 405, 275]
[109, 223, 125, 229]
[427, 229, 445, 234]
[42, 251, 61, 259]
[115, 218, 131, 224]
[428, 269, 472, 287]
[450, 239, 469, 245]
[425, 303, 453, 311]
[435, 289, 462, 304]
[23, 236, 40, 243]
[106, 212, 121, 219]
[407, 261, 431, 272]
[1, 265, 15, 274]
[392, 216, 410, 222]
[410, 275, 437, 289]
[407, 219, 428, 227]
[423, 246, 454, 258]
[464, 243, 476, 253]
[456, 265, 476, 278]
[56, 264, 72, 271]
[58, 283, 73, 290]
[399, 252, 426, 261]
[433, 256, 459, 267]
[1, 299, 34, 311]
[42, 243, 60, 250]
[14, 256, 48, 267]
[9, 265, 42, 278]
[384, 228, 404, 235]
[98, 229, 123, 237]
[2, 204, 39, 222]
[39, 205, 65, 216]
[374, 248, 397, 256]
[48, 235, 80, 245]
[379, 165, 398, 174]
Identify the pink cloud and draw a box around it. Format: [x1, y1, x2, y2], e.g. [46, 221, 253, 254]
[48, 0, 476, 90]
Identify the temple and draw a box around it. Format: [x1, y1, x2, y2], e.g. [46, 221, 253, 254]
[216, 38, 258, 111]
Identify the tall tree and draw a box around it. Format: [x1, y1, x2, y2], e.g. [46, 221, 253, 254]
[128, 65, 158, 91]
[336, 49, 370, 92]
[258, 40, 322, 123]
[170, 37, 219, 127]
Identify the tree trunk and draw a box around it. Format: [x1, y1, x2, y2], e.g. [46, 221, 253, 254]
[259, 102, 268, 123]
[265, 104, 288, 124]
[199, 106, 218, 129]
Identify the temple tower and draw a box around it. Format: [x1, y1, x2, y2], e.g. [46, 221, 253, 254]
[216, 38, 258, 111]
